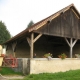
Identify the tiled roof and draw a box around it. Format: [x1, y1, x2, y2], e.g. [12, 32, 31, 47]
[3, 4, 80, 44]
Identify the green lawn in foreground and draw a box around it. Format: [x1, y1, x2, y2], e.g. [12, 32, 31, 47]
[1, 68, 80, 80]
[24, 69, 80, 80]
[0, 67, 22, 75]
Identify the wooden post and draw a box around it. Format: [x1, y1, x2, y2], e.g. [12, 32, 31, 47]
[70, 47, 72, 58]
[12, 42, 17, 57]
[65, 38, 77, 58]
[30, 33, 34, 59]
[27, 33, 42, 58]
[70, 38, 72, 58]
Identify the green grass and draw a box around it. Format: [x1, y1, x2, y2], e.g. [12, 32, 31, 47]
[1, 68, 80, 80]
[24, 69, 80, 80]
[0, 67, 22, 75]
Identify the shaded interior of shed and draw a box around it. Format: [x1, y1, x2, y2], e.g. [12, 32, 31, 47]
[34, 34, 70, 58]
[7, 33, 80, 58]
[15, 33, 71, 58]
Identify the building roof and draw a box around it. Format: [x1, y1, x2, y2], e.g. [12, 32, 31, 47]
[3, 4, 80, 44]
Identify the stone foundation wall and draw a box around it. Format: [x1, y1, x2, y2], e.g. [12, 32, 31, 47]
[12, 58, 80, 74]
[30, 58, 80, 74]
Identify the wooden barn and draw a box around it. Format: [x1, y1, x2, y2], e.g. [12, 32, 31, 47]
[2, 4, 80, 74]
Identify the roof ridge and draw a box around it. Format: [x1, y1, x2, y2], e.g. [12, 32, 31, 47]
[28, 3, 76, 32]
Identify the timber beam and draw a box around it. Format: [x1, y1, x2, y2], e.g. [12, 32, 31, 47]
[26, 33, 42, 59]
[33, 34, 42, 43]
[65, 38, 77, 58]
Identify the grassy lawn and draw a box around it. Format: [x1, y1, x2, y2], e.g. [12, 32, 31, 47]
[24, 69, 80, 80]
[0, 67, 22, 75]
[1, 68, 80, 80]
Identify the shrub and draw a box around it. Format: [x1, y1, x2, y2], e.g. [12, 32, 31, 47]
[58, 53, 67, 60]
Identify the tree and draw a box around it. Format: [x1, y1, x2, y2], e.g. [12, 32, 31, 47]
[0, 21, 11, 44]
[27, 20, 34, 28]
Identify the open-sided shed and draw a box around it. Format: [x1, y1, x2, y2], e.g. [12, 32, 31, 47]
[2, 4, 80, 74]
[3, 4, 80, 58]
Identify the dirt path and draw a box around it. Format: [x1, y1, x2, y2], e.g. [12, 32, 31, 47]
[0, 76, 8, 80]
[0, 74, 25, 80]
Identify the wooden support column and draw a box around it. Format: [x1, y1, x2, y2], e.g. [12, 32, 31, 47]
[30, 33, 34, 59]
[26, 33, 42, 59]
[65, 38, 77, 58]
[12, 42, 17, 57]
[70, 38, 73, 58]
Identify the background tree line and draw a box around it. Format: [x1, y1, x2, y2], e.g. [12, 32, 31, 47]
[0, 20, 34, 44]
[0, 21, 11, 44]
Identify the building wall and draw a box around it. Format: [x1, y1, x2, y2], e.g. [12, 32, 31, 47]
[30, 58, 80, 74]
[16, 42, 30, 58]
[36, 9, 80, 39]
[6, 44, 13, 56]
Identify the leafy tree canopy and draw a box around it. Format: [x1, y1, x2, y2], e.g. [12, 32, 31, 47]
[27, 20, 34, 28]
[0, 21, 11, 44]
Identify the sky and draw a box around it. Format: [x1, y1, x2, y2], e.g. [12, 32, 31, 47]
[0, 0, 80, 36]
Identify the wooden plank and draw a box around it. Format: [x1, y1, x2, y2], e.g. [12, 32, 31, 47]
[71, 9, 79, 19]
[35, 13, 60, 30]
[30, 33, 34, 59]
[33, 34, 42, 43]
[29, 6, 70, 32]
[29, 13, 61, 32]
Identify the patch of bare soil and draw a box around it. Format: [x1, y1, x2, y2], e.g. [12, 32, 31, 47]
[0, 74, 24, 80]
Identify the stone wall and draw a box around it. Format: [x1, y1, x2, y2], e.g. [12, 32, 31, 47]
[30, 58, 80, 74]
[22, 58, 30, 74]
[12, 58, 30, 74]
[12, 58, 23, 73]
[11, 58, 80, 74]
